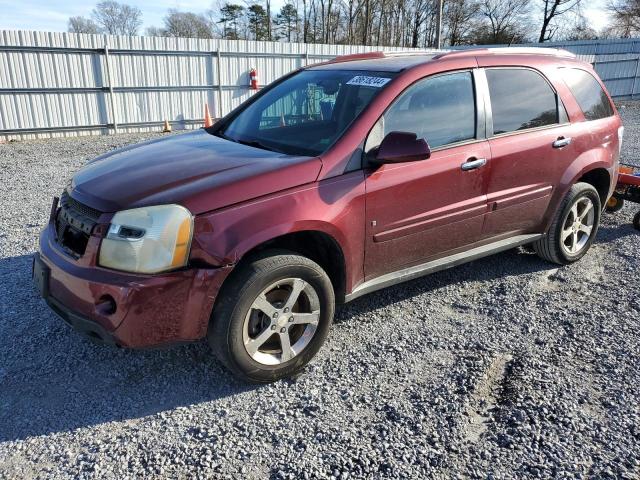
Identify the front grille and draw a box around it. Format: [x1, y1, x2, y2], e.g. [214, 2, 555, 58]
[55, 191, 103, 257]
[62, 191, 102, 221]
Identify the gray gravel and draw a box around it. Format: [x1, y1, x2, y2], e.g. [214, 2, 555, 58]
[1, 103, 640, 479]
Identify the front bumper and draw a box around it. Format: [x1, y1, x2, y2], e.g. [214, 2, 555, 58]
[36, 223, 232, 348]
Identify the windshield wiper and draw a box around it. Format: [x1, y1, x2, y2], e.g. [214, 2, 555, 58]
[215, 130, 285, 154]
[235, 138, 284, 154]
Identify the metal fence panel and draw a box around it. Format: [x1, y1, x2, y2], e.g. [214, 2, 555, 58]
[3, 31, 640, 141]
[0, 30, 420, 140]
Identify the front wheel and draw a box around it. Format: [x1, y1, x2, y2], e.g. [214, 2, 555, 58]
[534, 182, 601, 265]
[208, 250, 335, 383]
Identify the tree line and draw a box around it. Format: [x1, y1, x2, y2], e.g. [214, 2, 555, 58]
[69, 0, 640, 47]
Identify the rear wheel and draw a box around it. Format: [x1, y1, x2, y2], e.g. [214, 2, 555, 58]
[208, 250, 335, 383]
[633, 211, 640, 231]
[534, 182, 601, 265]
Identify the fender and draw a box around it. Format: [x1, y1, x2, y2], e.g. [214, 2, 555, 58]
[540, 145, 615, 232]
[190, 171, 367, 293]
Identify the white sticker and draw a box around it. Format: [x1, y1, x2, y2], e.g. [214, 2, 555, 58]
[346, 76, 391, 88]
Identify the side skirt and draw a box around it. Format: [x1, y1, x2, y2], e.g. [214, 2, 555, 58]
[344, 234, 543, 303]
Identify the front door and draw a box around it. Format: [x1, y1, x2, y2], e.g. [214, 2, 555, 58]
[363, 70, 490, 281]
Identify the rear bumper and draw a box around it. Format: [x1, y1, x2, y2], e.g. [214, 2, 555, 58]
[36, 224, 232, 348]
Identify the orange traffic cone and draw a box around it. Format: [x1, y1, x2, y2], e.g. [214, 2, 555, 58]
[162, 119, 172, 133]
[204, 104, 213, 128]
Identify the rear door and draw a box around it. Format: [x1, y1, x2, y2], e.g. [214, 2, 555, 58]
[363, 70, 491, 281]
[479, 67, 579, 238]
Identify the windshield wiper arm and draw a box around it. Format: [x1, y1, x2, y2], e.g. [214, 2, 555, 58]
[235, 139, 283, 154]
[215, 130, 285, 154]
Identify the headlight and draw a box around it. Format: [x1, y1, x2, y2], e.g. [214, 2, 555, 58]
[99, 204, 193, 274]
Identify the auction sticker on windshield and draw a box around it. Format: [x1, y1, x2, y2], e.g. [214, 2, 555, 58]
[346, 76, 391, 88]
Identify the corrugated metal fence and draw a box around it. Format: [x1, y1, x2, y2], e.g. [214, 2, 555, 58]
[0, 30, 416, 141]
[2, 32, 640, 141]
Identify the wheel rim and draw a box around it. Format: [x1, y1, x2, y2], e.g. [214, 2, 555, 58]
[561, 196, 595, 255]
[242, 278, 320, 366]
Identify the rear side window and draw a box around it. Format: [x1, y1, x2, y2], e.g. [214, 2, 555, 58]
[561, 68, 614, 121]
[486, 69, 559, 135]
[366, 71, 476, 151]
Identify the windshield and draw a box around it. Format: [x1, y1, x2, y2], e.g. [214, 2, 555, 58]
[216, 69, 396, 156]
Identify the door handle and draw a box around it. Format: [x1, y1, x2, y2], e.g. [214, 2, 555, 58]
[461, 157, 487, 171]
[553, 137, 572, 148]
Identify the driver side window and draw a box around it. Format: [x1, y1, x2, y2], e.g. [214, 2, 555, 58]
[365, 71, 476, 153]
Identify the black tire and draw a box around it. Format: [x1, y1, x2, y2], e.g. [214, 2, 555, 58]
[605, 195, 625, 213]
[208, 250, 335, 383]
[533, 182, 601, 265]
[633, 211, 640, 231]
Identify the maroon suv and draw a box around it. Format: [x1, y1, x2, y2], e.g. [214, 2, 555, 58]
[34, 48, 622, 382]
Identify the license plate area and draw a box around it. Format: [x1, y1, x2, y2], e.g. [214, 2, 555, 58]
[32, 254, 50, 299]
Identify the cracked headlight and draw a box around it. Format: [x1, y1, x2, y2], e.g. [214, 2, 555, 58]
[99, 204, 193, 274]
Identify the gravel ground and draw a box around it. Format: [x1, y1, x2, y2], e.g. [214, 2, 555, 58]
[1, 103, 640, 479]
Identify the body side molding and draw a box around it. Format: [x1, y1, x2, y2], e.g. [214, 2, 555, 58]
[345, 234, 543, 302]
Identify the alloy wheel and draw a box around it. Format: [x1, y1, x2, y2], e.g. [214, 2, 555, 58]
[242, 278, 321, 365]
[561, 197, 595, 255]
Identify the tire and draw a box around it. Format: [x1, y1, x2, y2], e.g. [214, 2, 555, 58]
[633, 211, 640, 231]
[605, 195, 625, 213]
[533, 182, 601, 265]
[208, 250, 335, 383]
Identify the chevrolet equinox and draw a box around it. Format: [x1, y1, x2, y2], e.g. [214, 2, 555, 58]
[34, 48, 623, 382]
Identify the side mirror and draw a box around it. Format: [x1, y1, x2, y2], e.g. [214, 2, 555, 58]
[374, 131, 431, 164]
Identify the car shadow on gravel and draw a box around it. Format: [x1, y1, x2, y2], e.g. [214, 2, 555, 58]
[0, 254, 259, 442]
[597, 223, 638, 243]
[334, 247, 554, 322]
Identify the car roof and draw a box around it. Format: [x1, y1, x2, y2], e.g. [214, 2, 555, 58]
[308, 47, 578, 72]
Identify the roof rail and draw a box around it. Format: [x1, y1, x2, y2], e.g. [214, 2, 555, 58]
[326, 51, 386, 64]
[327, 49, 442, 64]
[435, 47, 576, 59]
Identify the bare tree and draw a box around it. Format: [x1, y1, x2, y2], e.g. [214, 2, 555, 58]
[145, 26, 165, 37]
[560, 11, 598, 40]
[444, 0, 481, 46]
[538, 0, 583, 42]
[92, 1, 142, 35]
[475, 0, 531, 44]
[606, 0, 640, 37]
[154, 10, 214, 38]
[68, 16, 101, 34]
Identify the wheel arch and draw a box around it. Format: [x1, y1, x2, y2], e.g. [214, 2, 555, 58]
[221, 229, 348, 304]
[577, 167, 612, 207]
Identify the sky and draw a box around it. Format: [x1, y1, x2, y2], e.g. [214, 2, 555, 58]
[0, 0, 611, 37]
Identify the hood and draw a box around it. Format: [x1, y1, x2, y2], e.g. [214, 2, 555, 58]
[70, 130, 322, 214]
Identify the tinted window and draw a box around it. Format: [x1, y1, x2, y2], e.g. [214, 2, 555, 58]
[486, 69, 559, 135]
[366, 71, 476, 151]
[562, 68, 614, 121]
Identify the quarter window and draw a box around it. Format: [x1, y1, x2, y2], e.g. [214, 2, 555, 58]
[366, 71, 476, 152]
[486, 69, 560, 135]
[561, 68, 614, 121]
